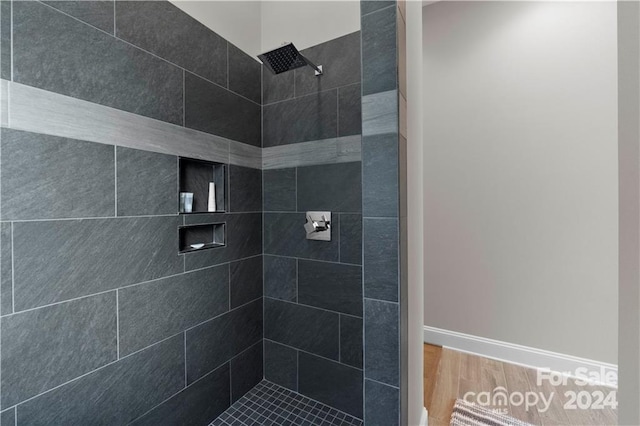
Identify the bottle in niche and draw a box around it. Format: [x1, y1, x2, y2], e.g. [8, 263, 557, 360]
[180, 192, 193, 213]
[208, 182, 216, 212]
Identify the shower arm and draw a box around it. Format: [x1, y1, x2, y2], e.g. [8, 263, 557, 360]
[300, 54, 323, 76]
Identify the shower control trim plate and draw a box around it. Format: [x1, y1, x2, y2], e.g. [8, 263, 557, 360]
[305, 211, 331, 241]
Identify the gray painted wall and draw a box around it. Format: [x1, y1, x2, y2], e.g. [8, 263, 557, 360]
[0, 1, 263, 424]
[423, 1, 618, 364]
[617, 1, 640, 423]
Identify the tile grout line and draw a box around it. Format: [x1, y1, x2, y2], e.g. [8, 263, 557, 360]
[8, 319, 264, 414]
[262, 81, 361, 107]
[1, 257, 261, 319]
[115, 289, 120, 359]
[184, 331, 187, 387]
[364, 376, 400, 390]
[182, 69, 185, 127]
[338, 314, 341, 363]
[259, 253, 362, 269]
[34, 1, 261, 108]
[264, 295, 363, 320]
[10, 221, 14, 312]
[114, 146, 117, 216]
[229, 359, 233, 406]
[263, 338, 362, 372]
[10, 0, 13, 82]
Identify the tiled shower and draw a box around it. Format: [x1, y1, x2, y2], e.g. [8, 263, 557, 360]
[0, 1, 405, 425]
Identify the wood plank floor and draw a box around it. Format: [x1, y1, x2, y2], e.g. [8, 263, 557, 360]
[423, 344, 617, 426]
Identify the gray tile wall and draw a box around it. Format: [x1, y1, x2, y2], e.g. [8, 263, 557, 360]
[261, 31, 365, 420]
[0, 128, 263, 424]
[360, 1, 405, 424]
[0, 1, 263, 423]
[262, 32, 362, 148]
[8, 0, 261, 146]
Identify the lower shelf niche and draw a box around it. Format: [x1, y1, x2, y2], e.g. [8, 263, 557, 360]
[179, 222, 225, 253]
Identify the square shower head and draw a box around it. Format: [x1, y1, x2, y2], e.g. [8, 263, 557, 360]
[258, 43, 309, 75]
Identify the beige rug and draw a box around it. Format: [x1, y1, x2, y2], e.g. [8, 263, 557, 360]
[450, 399, 534, 426]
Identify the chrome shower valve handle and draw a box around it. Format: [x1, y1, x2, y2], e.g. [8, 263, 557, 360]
[304, 212, 332, 241]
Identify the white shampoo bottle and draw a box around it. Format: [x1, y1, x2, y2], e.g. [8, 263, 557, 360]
[208, 182, 216, 212]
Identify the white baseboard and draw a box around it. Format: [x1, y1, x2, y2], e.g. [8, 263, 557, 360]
[423, 326, 618, 387]
[420, 407, 428, 426]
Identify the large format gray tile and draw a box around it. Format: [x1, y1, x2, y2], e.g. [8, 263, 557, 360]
[363, 133, 399, 218]
[338, 83, 363, 137]
[264, 213, 340, 262]
[229, 43, 261, 104]
[119, 265, 229, 356]
[364, 299, 399, 386]
[13, 1, 183, 125]
[184, 213, 262, 271]
[1, 129, 115, 220]
[263, 168, 296, 212]
[230, 341, 263, 402]
[6, 81, 231, 166]
[230, 256, 262, 308]
[1, 222, 12, 316]
[115, 0, 226, 85]
[1, 408, 14, 425]
[297, 260, 362, 316]
[340, 315, 363, 369]
[131, 363, 230, 426]
[340, 214, 362, 265]
[229, 165, 262, 212]
[263, 255, 297, 302]
[1, 293, 117, 407]
[365, 379, 399, 426]
[298, 352, 363, 418]
[362, 5, 397, 96]
[297, 162, 362, 212]
[1, 0, 11, 80]
[295, 32, 361, 97]
[185, 72, 261, 147]
[116, 146, 177, 216]
[264, 298, 339, 360]
[262, 90, 337, 147]
[17, 335, 184, 426]
[262, 66, 294, 104]
[361, 0, 395, 16]
[13, 216, 182, 310]
[264, 340, 298, 391]
[186, 299, 262, 383]
[363, 218, 399, 302]
[44, 0, 115, 34]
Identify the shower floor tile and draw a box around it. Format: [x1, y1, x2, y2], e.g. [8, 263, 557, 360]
[210, 380, 363, 426]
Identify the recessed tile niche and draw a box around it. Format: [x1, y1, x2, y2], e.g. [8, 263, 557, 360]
[179, 157, 227, 253]
[179, 157, 226, 213]
[178, 222, 226, 253]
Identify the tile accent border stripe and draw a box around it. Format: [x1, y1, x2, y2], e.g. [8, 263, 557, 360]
[0, 80, 359, 171]
[362, 90, 398, 136]
[262, 136, 362, 170]
[0, 79, 259, 169]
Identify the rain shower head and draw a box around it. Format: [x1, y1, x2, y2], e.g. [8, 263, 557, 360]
[258, 43, 323, 76]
